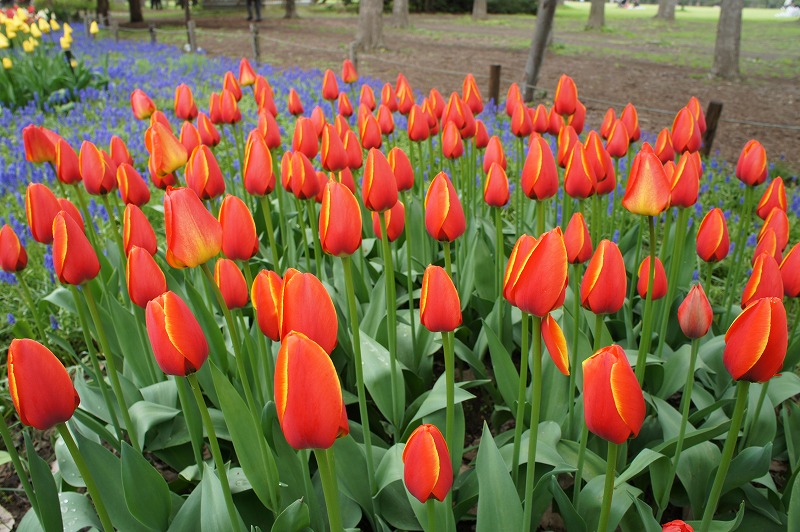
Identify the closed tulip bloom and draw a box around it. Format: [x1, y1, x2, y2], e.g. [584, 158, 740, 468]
[403, 424, 453, 503]
[219, 89, 242, 124]
[320, 124, 348, 172]
[206, 93, 221, 126]
[21, 125, 59, 165]
[342, 59, 358, 84]
[0, 225, 27, 272]
[280, 269, 338, 354]
[461, 73, 483, 114]
[256, 110, 281, 150]
[117, 163, 150, 206]
[753, 229, 781, 266]
[292, 117, 319, 159]
[123, 204, 157, 256]
[343, 130, 363, 170]
[252, 269, 283, 341]
[735, 139, 767, 186]
[564, 144, 596, 199]
[595, 150, 617, 196]
[408, 105, 431, 142]
[150, 110, 172, 130]
[388, 147, 414, 192]
[620, 103, 641, 142]
[288, 88, 304, 116]
[425, 172, 465, 242]
[131, 88, 157, 120]
[420, 265, 462, 332]
[605, 119, 630, 159]
[756, 178, 787, 220]
[583, 131, 607, 181]
[780, 243, 800, 298]
[54, 139, 81, 185]
[127, 246, 167, 308]
[223, 71, 242, 102]
[146, 291, 209, 376]
[581, 240, 627, 314]
[547, 107, 564, 136]
[363, 148, 399, 212]
[275, 331, 346, 450]
[215, 196, 257, 261]
[686, 97, 706, 134]
[320, 181, 362, 257]
[381, 83, 398, 112]
[214, 258, 248, 310]
[360, 113, 383, 150]
[145, 122, 189, 180]
[26, 183, 61, 244]
[286, 151, 320, 200]
[505, 83, 522, 117]
[696, 208, 730, 262]
[243, 131, 275, 197]
[79, 141, 116, 195]
[255, 79, 277, 116]
[429, 88, 446, 120]
[530, 104, 548, 134]
[557, 125, 579, 168]
[600, 108, 616, 139]
[622, 145, 670, 216]
[741, 253, 783, 308]
[583, 344, 645, 444]
[568, 100, 586, 135]
[511, 101, 533, 138]
[671, 107, 701, 154]
[197, 113, 221, 147]
[322, 69, 340, 101]
[662, 520, 694, 532]
[441, 121, 464, 160]
[109, 135, 134, 168]
[759, 207, 789, 252]
[372, 201, 405, 242]
[484, 163, 510, 207]
[186, 145, 226, 200]
[475, 120, 490, 149]
[542, 314, 570, 375]
[521, 136, 559, 200]
[164, 187, 222, 268]
[654, 128, 675, 164]
[669, 151, 701, 208]
[338, 92, 353, 118]
[503, 229, 569, 317]
[554, 74, 578, 116]
[482, 136, 507, 173]
[678, 284, 713, 339]
[8, 339, 80, 430]
[637, 256, 668, 300]
[724, 297, 787, 382]
[180, 121, 202, 154]
[53, 211, 100, 285]
[565, 212, 592, 264]
[174, 84, 198, 121]
[442, 92, 466, 130]
[376, 103, 395, 136]
[360, 84, 377, 111]
[57, 198, 84, 232]
[310, 107, 327, 138]
[238, 57, 256, 86]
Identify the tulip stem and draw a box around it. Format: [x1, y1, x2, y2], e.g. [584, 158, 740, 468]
[635, 215, 657, 385]
[175, 376, 205, 479]
[443, 241, 453, 280]
[295, 198, 313, 273]
[656, 337, 700, 521]
[0, 422, 38, 520]
[379, 213, 402, 433]
[442, 330, 457, 475]
[305, 200, 324, 281]
[740, 380, 770, 453]
[15, 273, 48, 348]
[403, 191, 419, 361]
[83, 285, 140, 453]
[522, 315, 543, 532]
[597, 441, 618, 532]
[71, 183, 101, 251]
[722, 186, 755, 326]
[700, 380, 750, 532]
[426, 498, 437, 532]
[342, 256, 377, 498]
[259, 196, 280, 269]
[133, 306, 161, 385]
[494, 207, 504, 343]
[626, 219, 645, 349]
[315, 447, 344, 532]
[99, 195, 128, 279]
[57, 424, 114, 532]
[656, 208, 690, 360]
[511, 312, 530, 486]
[567, 262, 583, 438]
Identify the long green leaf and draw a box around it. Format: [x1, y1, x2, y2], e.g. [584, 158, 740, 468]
[476, 423, 522, 532]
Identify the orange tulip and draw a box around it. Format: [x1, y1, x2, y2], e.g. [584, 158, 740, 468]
[503, 229, 569, 317]
[57, 198, 84, 232]
[320, 124, 348, 172]
[146, 291, 209, 376]
[461, 73, 483, 114]
[547, 107, 564, 136]
[185, 145, 225, 200]
[388, 147, 414, 192]
[127, 246, 167, 308]
[372, 201, 405, 242]
[209, 92, 223, 124]
[275, 331, 346, 450]
[564, 212, 592, 264]
[123, 204, 157, 256]
[669, 151, 701, 208]
[557, 125, 579, 168]
[581, 240, 627, 315]
[671, 107, 701, 154]
[429, 88, 445, 120]
[605, 119, 630, 159]
[54, 139, 81, 185]
[753, 229, 781, 266]
[53, 211, 100, 285]
[376, 103, 395, 136]
[620, 103, 640, 142]
[441, 121, 464, 160]
[735, 139, 767, 186]
[285, 151, 319, 200]
[425, 172, 465, 242]
[145, 122, 188, 180]
[360, 84, 377, 111]
[79, 141, 116, 195]
[180, 121, 202, 154]
[687, 96, 707, 133]
[238, 57, 256, 87]
[343, 130, 363, 170]
[654, 128, 675, 164]
[252, 269, 283, 341]
[255, 110, 281, 150]
[756, 178, 787, 220]
[310, 106, 327, 138]
[542, 314, 570, 375]
[780, 243, 800, 298]
[342, 59, 358, 84]
[568, 100, 586, 135]
[320, 181, 362, 257]
[381, 83, 398, 112]
[174, 84, 198, 122]
[150, 110, 172, 130]
[408, 105, 430, 142]
[531, 104, 549, 134]
[564, 143, 596, 199]
[663, 519, 694, 532]
[622, 145, 670, 216]
[131, 89, 157, 120]
[255, 76, 276, 116]
[218, 195, 258, 261]
[8, 339, 80, 430]
[243, 130, 275, 197]
[583, 344, 645, 444]
[637, 256, 668, 301]
[291, 117, 318, 160]
[397, 85, 415, 116]
[511, 101, 533, 138]
[554, 74, 578, 116]
[109, 135, 134, 168]
[223, 71, 242, 102]
[484, 162, 510, 207]
[678, 284, 712, 339]
[219, 89, 242, 124]
[420, 265, 462, 332]
[197, 112, 221, 147]
[362, 148, 399, 213]
[322, 69, 340, 101]
[741, 253, 783, 308]
[280, 269, 338, 354]
[759, 207, 789, 252]
[403, 423, 453, 503]
[164, 187, 222, 269]
[288, 88, 304, 116]
[0, 225, 27, 272]
[521, 136, 559, 200]
[117, 163, 150, 207]
[600, 108, 616, 139]
[25, 183, 60, 244]
[505, 83, 522, 117]
[696, 208, 730, 262]
[475, 120, 490, 149]
[338, 92, 353, 118]
[214, 258, 248, 310]
[482, 136, 507, 173]
[360, 112, 383, 150]
[724, 297, 787, 382]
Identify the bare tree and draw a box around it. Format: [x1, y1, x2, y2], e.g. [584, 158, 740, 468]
[129, 0, 143, 23]
[654, 0, 677, 21]
[285, 0, 298, 19]
[393, 0, 409, 28]
[96, 0, 109, 24]
[711, 0, 743, 79]
[586, 0, 604, 29]
[523, 0, 557, 102]
[356, 0, 384, 51]
[472, 0, 487, 20]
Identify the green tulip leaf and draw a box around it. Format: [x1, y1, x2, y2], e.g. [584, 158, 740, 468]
[476, 423, 523, 532]
[271, 498, 310, 532]
[128, 401, 180, 451]
[121, 442, 171, 530]
[24, 432, 62, 532]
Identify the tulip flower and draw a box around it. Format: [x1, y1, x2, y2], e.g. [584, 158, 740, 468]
[759, 207, 789, 252]
[581, 240, 627, 315]
[736, 139, 767, 186]
[197, 113, 221, 147]
[322, 69, 339, 101]
[54, 139, 81, 185]
[662, 520, 694, 532]
[671, 107, 701, 154]
[756, 178, 786, 220]
[564, 143, 596, 199]
[127, 246, 167, 308]
[696, 208, 730, 262]
[256, 110, 281, 150]
[280, 269, 338, 354]
[52, 211, 100, 285]
[218, 195, 258, 261]
[542, 314, 570, 375]
[505, 83, 522, 117]
[146, 291, 209, 376]
[403, 424, 453, 503]
[0, 225, 27, 272]
[310, 106, 326, 138]
[223, 71, 242, 101]
[376, 103, 394, 136]
[26, 183, 60, 245]
[8, 339, 80, 430]
[185, 145, 225, 200]
[180, 121, 202, 154]
[164, 187, 222, 269]
[116, 163, 150, 206]
[109, 135, 134, 168]
[669, 151, 701, 208]
[56, 198, 84, 233]
[475, 120, 490, 148]
[637, 256, 668, 300]
[252, 269, 282, 341]
[214, 258, 248, 310]
[568, 101, 586, 135]
[343, 130, 363, 170]
[605, 119, 630, 159]
[741, 253, 783, 308]
[150, 110, 172, 129]
[753, 229, 781, 265]
[243, 131, 275, 196]
[482, 136, 507, 173]
[388, 147, 414, 192]
[441, 121, 464, 160]
[123, 204, 157, 256]
[724, 297, 787, 382]
[554, 74, 578, 116]
[292, 117, 319, 160]
[342, 59, 358, 84]
[287, 88, 304, 116]
[320, 124, 348, 172]
[564, 212, 592, 264]
[372, 201, 405, 242]
[420, 265, 462, 333]
[408, 104, 430, 142]
[145, 122, 188, 180]
[174, 84, 198, 121]
[528, 104, 547, 134]
[285, 151, 320, 200]
[131, 88, 157, 120]
[511, 101, 533, 138]
[461, 73, 483, 114]
[360, 84, 376, 110]
[557, 125, 579, 168]
[238, 57, 256, 86]
[22, 125, 61, 165]
[425, 172, 465, 242]
[79, 141, 116, 195]
[362, 148, 399, 213]
[678, 284, 713, 339]
[360, 112, 383, 150]
[337, 92, 353, 117]
[521, 136, 559, 200]
[622, 145, 670, 216]
[319, 181, 362, 257]
[484, 163, 510, 207]
[780, 243, 800, 298]
[219, 89, 242, 124]
[503, 229, 569, 317]
[620, 103, 641, 142]
[583, 131, 607, 182]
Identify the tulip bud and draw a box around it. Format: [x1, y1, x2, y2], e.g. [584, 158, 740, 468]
[759, 207, 789, 252]
[180, 121, 202, 154]
[146, 291, 209, 376]
[678, 284, 712, 339]
[600, 108, 616, 139]
[583, 344, 645, 444]
[127, 246, 167, 308]
[741, 253, 783, 308]
[736, 140, 767, 186]
[780, 243, 800, 298]
[214, 258, 248, 310]
[54, 139, 81, 185]
[280, 269, 338, 354]
[79, 141, 116, 195]
[696, 208, 730, 262]
[542, 314, 570, 375]
[461, 73, 483, 114]
[238, 57, 256, 87]
[724, 297, 787, 382]
[322, 69, 340, 101]
[654, 128, 675, 164]
[56, 198, 84, 233]
[252, 269, 282, 341]
[511, 101, 533, 138]
[108, 136, 134, 168]
[662, 520, 694, 532]
[605, 119, 630, 159]
[622, 145, 671, 216]
[671, 107, 701, 154]
[521, 136, 559, 200]
[218, 195, 258, 261]
[408, 105, 430, 142]
[554, 74, 578, 116]
[403, 423, 453, 503]
[223, 71, 242, 102]
[581, 240, 627, 315]
[637, 256, 668, 300]
[484, 162, 510, 207]
[164, 187, 222, 269]
[53, 211, 100, 285]
[116, 163, 150, 206]
[285, 151, 319, 200]
[564, 143, 596, 199]
[197, 113, 221, 147]
[342, 59, 358, 84]
[441, 121, 464, 160]
[474, 120, 490, 149]
[425, 172, 465, 242]
[505, 83, 522, 117]
[620, 103, 640, 142]
[8, 339, 80, 430]
[310, 106, 327, 138]
[372, 201, 405, 242]
[753, 229, 781, 266]
[0, 225, 27, 272]
[482, 136, 507, 173]
[320, 124, 348, 172]
[362, 148, 399, 213]
[338, 92, 353, 118]
[568, 100, 586, 135]
[669, 151, 701, 208]
[360, 112, 383, 150]
[241, 131, 274, 197]
[131, 89, 157, 120]
[341, 130, 362, 171]
[292, 117, 319, 160]
[387, 147, 414, 192]
[173, 84, 198, 121]
[185, 145, 225, 200]
[25, 183, 60, 244]
[219, 89, 242, 124]
[123, 204, 157, 256]
[317, 181, 361, 257]
[360, 84, 377, 111]
[209, 93, 223, 126]
[557, 125, 579, 168]
[756, 178, 787, 220]
[420, 265, 462, 332]
[288, 88, 304, 116]
[564, 212, 592, 264]
[503, 229, 569, 317]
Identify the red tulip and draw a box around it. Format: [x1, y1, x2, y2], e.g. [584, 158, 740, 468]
[218, 195, 258, 261]
[280, 269, 338, 354]
[741, 253, 783, 308]
[756, 178, 787, 220]
[425, 172, 465, 242]
[360, 113, 383, 150]
[420, 265, 462, 332]
[320, 124, 348, 172]
[238, 57, 256, 87]
[662, 519, 694, 532]
[388, 147, 414, 192]
[291, 117, 318, 160]
[244, 131, 275, 196]
[462, 73, 483, 114]
[174, 84, 198, 121]
[285, 151, 319, 200]
[363, 148, 399, 213]
[288, 88, 304, 116]
[8, 339, 80, 430]
[600, 108, 616, 140]
[109, 135, 134, 168]
[310, 106, 327, 138]
[79, 141, 116, 195]
[223, 71, 242, 102]
[475, 120, 490, 149]
[252, 269, 283, 341]
[322, 69, 339, 101]
[397, 85, 415, 116]
[511, 101, 533, 138]
[0, 225, 27, 272]
[441, 121, 464, 160]
[554, 74, 578, 116]
[219, 89, 242, 124]
[145, 122, 188, 180]
[780, 243, 800, 298]
[724, 297, 787, 382]
[753, 229, 781, 266]
[654, 128, 675, 164]
[678, 284, 712, 339]
[622, 145, 670, 216]
[209, 93, 223, 124]
[568, 100, 586, 135]
[123, 204, 157, 256]
[377, 103, 395, 136]
[197, 113, 221, 147]
[735, 140, 767, 186]
[687, 97, 706, 134]
[428, 88, 445, 120]
[360, 84, 376, 111]
[759, 207, 789, 252]
[581, 240, 627, 315]
[381, 83, 398, 112]
[696, 208, 730, 262]
[482, 136, 506, 173]
[403, 423, 453, 503]
[531, 104, 549, 134]
[320, 181, 362, 257]
[54, 139, 81, 185]
[131, 89, 157, 120]
[214, 258, 248, 310]
[521, 136, 559, 200]
[564, 212, 592, 264]
[149, 110, 172, 130]
[117, 163, 150, 206]
[57, 198, 84, 232]
[505, 83, 522, 117]
[557, 125, 579, 168]
[637, 256, 668, 300]
[503, 229, 569, 317]
[564, 143, 596, 199]
[342, 59, 358, 84]
[372, 201, 405, 242]
[408, 105, 430, 142]
[146, 291, 209, 376]
[127, 246, 167, 308]
[53, 211, 100, 285]
[620, 103, 640, 142]
[343, 130, 363, 170]
[185, 145, 225, 200]
[25, 183, 60, 244]
[164, 187, 222, 269]
[671, 107, 701, 154]
[256, 110, 281, 150]
[583, 344, 645, 444]
[542, 314, 570, 375]
[669, 151, 701, 208]
[605, 119, 630, 159]
[338, 92, 353, 118]
[180, 121, 202, 154]
[484, 162, 510, 207]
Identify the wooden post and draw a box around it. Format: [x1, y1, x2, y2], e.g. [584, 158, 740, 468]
[488, 64, 501, 109]
[83, 14, 91, 37]
[250, 23, 261, 64]
[701, 101, 723, 157]
[349, 41, 359, 71]
[187, 20, 197, 53]
[112, 20, 119, 43]
[149, 24, 157, 45]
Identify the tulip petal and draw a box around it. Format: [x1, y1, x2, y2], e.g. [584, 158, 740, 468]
[403, 429, 441, 503]
[542, 315, 569, 376]
[610, 358, 645, 438]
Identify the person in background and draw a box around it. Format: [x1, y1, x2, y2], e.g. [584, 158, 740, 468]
[247, 0, 261, 22]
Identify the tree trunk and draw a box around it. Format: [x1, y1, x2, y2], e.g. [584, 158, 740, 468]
[356, 0, 383, 51]
[523, 0, 557, 102]
[654, 0, 677, 21]
[96, 0, 109, 22]
[128, 0, 143, 23]
[472, 0, 487, 20]
[586, 0, 605, 29]
[393, 0, 409, 28]
[285, 0, 298, 19]
[711, 0, 743, 79]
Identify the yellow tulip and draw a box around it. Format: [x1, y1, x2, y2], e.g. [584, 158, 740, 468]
[0, 35, 8, 49]
[89, 21, 99, 35]
[6, 29, 16, 39]
[2, 57, 11, 70]
[60, 36, 70, 50]
[22, 39, 33, 53]
[30, 24, 41, 38]
[70, 59, 77, 68]
[63, 22, 72, 36]
[38, 18, 50, 34]
[19, 22, 30, 34]
[50, 20, 60, 31]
